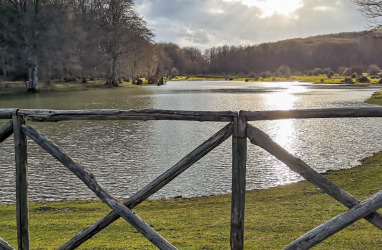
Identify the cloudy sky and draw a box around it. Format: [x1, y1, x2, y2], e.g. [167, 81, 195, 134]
[134, 0, 369, 50]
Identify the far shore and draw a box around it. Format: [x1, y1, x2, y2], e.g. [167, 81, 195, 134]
[1, 74, 381, 96]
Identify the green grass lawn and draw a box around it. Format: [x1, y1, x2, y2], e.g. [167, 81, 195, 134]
[0, 151, 381, 249]
[365, 91, 382, 106]
[170, 74, 381, 85]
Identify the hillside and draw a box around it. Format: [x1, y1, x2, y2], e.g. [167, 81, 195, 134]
[204, 30, 382, 75]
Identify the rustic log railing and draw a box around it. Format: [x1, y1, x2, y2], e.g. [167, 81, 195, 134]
[0, 107, 382, 250]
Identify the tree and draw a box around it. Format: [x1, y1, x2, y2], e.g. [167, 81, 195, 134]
[352, 0, 382, 29]
[276, 64, 291, 78]
[2, 0, 45, 90]
[0, 0, 79, 90]
[93, 0, 153, 86]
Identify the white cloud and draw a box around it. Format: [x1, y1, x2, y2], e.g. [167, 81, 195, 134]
[135, 0, 368, 50]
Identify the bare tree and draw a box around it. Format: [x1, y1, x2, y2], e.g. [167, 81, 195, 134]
[1, 0, 77, 90]
[94, 0, 153, 86]
[352, 0, 382, 29]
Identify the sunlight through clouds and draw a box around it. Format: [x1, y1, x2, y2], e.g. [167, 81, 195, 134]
[224, 0, 303, 17]
[135, 0, 368, 50]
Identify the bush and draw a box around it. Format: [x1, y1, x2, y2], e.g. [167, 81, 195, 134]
[358, 76, 370, 83]
[312, 68, 322, 76]
[344, 77, 353, 84]
[337, 66, 347, 75]
[276, 64, 291, 78]
[343, 68, 353, 76]
[247, 71, 256, 78]
[260, 71, 271, 78]
[367, 64, 380, 75]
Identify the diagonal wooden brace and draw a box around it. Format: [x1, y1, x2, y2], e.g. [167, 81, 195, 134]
[0, 120, 13, 143]
[247, 124, 382, 229]
[0, 237, 14, 250]
[285, 190, 382, 249]
[59, 122, 233, 249]
[22, 125, 177, 249]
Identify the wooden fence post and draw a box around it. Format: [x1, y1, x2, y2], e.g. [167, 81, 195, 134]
[230, 113, 247, 249]
[12, 112, 29, 250]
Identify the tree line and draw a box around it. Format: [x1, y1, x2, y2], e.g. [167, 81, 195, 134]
[0, 0, 154, 90]
[204, 31, 382, 77]
[0, 1, 381, 91]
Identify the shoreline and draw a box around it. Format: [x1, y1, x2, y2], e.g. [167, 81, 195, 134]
[1, 76, 381, 96]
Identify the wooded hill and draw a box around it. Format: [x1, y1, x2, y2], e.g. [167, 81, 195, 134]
[202, 30, 382, 76]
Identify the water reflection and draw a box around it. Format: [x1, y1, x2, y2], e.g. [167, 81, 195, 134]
[0, 81, 381, 204]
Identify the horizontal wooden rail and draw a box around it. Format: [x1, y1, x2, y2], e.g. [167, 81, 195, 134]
[60, 122, 233, 249]
[247, 124, 382, 229]
[15, 109, 237, 122]
[242, 107, 382, 121]
[22, 125, 176, 249]
[0, 109, 15, 120]
[285, 190, 382, 250]
[2, 108, 382, 121]
[0, 121, 13, 143]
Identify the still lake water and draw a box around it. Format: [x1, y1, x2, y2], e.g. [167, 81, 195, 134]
[0, 81, 381, 204]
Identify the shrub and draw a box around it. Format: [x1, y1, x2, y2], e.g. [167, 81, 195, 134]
[337, 66, 347, 75]
[276, 64, 291, 78]
[343, 68, 353, 76]
[260, 71, 271, 78]
[367, 64, 381, 75]
[344, 77, 353, 84]
[358, 76, 370, 83]
[312, 68, 322, 76]
[247, 71, 256, 78]
[171, 67, 180, 76]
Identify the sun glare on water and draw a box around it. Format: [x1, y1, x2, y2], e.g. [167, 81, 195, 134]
[237, 0, 303, 17]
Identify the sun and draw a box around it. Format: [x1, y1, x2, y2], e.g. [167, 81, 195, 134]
[237, 0, 303, 17]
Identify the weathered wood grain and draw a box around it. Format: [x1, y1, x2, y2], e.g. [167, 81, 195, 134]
[0, 109, 14, 120]
[247, 124, 382, 229]
[0, 237, 14, 250]
[22, 125, 177, 249]
[242, 107, 382, 121]
[18, 109, 237, 122]
[230, 115, 247, 250]
[12, 114, 29, 250]
[285, 190, 382, 249]
[59, 123, 233, 249]
[0, 121, 13, 143]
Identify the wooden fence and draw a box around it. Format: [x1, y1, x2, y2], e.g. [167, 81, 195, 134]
[0, 107, 382, 249]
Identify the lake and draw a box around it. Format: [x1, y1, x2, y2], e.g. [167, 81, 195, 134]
[0, 81, 381, 204]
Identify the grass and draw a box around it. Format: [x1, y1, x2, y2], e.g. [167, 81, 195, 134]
[0, 78, 157, 94]
[170, 74, 382, 85]
[0, 152, 381, 249]
[365, 91, 382, 106]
